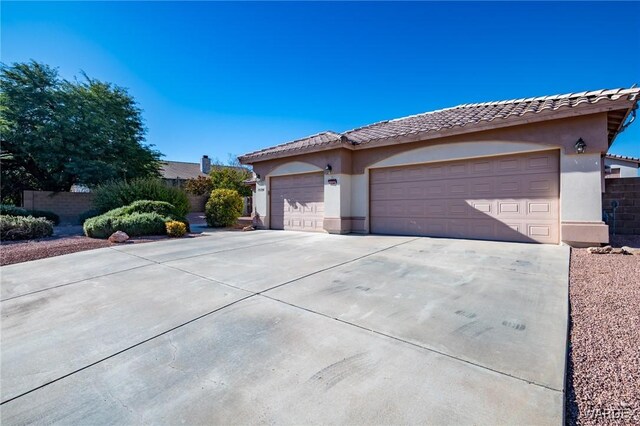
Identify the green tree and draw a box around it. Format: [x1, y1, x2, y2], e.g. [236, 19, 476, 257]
[184, 175, 213, 196]
[0, 61, 161, 203]
[209, 165, 252, 197]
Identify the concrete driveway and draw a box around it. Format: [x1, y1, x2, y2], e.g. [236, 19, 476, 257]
[1, 231, 569, 425]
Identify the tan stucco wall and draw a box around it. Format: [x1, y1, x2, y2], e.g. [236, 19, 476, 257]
[249, 112, 610, 244]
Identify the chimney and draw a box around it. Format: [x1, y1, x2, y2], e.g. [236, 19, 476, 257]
[200, 155, 211, 174]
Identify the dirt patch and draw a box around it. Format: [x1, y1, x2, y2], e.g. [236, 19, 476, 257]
[567, 235, 640, 425]
[0, 234, 202, 266]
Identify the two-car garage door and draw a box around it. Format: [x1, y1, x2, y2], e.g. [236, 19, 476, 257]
[370, 151, 559, 243]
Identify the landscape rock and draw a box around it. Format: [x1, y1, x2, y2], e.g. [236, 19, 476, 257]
[610, 247, 624, 255]
[108, 231, 130, 243]
[587, 245, 612, 254]
[621, 246, 638, 255]
[242, 226, 255, 232]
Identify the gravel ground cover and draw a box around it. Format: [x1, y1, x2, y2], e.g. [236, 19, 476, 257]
[567, 234, 640, 425]
[0, 234, 202, 266]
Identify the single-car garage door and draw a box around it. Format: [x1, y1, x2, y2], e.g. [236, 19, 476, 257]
[370, 151, 559, 243]
[270, 172, 324, 231]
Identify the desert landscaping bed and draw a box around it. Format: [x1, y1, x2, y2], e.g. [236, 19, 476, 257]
[567, 235, 640, 425]
[0, 234, 189, 266]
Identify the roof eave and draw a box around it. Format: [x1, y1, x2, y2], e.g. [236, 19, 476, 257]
[351, 100, 636, 150]
[241, 100, 636, 163]
[239, 139, 355, 164]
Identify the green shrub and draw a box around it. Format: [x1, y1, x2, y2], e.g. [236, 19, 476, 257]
[0, 205, 59, 225]
[0, 215, 54, 240]
[93, 178, 190, 218]
[79, 209, 101, 224]
[166, 220, 187, 237]
[205, 189, 243, 227]
[0, 205, 28, 216]
[28, 210, 60, 225]
[84, 212, 168, 238]
[105, 200, 177, 218]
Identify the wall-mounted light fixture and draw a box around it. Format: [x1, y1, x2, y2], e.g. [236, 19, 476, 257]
[255, 173, 261, 180]
[575, 138, 587, 154]
[325, 164, 332, 174]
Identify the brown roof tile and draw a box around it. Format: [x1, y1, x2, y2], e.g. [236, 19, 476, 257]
[239, 131, 342, 161]
[159, 161, 207, 180]
[240, 88, 639, 162]
[605, 153, 640, 164]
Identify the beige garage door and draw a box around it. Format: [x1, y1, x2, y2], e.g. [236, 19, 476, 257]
[270, 172, 324, 231]
[370, 151, 559, 243]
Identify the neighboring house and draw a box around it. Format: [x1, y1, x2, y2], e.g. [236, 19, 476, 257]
[159, 155, 211, 187]
[604, 154, 640, 178]
[160, 155, 253, 215]
[239, 88, 639, 247]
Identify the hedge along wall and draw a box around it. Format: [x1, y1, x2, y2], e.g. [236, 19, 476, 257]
[22, 190, 95, 225]
[602, 177, 640, 235]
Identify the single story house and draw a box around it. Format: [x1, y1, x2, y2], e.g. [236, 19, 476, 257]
[159, 155, 212, 187]
[239, 88, 639, 246]
[604, 153, 640, 178]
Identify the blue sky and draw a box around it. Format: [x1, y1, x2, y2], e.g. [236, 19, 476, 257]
[2, 1, 639, 162]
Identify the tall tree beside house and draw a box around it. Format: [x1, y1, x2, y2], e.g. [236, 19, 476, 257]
[0, 61, 162, 203]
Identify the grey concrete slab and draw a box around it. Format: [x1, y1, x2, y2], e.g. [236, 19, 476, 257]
[165, 233, 414, 292]
[1, 296, 562, 425]
[267, 237, 569, 390]
[110, 230, 309, 263]
[0, 248, 153, 300]
[1, 263, 250, 402]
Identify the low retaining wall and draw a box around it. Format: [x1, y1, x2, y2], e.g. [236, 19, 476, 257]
[22, 190, 95, 224]
[603, 177, 640, 235]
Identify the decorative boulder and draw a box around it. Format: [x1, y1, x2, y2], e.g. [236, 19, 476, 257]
[242, 225, 255, 232]
[621, 246, 639, 255]
[587, 245, 612, 254]
[108, 230, 130, 243]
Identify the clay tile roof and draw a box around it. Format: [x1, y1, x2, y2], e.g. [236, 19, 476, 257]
[239, 131, 342, 161]
[344, 88, 639, 145]
[605, 153, 640, 164]
[239, 88, 639, 163]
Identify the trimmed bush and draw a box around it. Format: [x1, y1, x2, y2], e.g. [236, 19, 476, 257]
[105, 200, 177, 218]
[93, 178, 190, 218]
[205, 189, 243, 227]
[166, 220, 187, 238]
[0, 215, 54, 241]
[0, 205, 28, 216]
[79, 209, 101, 224]
[0, 205, 60, 225]
[28, 210, 60, 225]
[84, 212, 168, 238]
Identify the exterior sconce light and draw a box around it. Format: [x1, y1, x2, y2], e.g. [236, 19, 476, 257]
[575, 138, 587, 154]
[325, 164, 332, 174]
[255, 173, 261, 180]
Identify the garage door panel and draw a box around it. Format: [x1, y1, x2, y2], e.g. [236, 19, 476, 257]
[270, 172, 324, 232]
[370, 151, 559, 243]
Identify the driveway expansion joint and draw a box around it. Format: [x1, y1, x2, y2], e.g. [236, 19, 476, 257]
[0, 292, 257, 406]
[0, 263, 152, 302]
[260, 293, 563, 394]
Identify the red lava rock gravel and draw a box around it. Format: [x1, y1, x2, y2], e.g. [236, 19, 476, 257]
[0, 234, 200, 266]
[567, 234, 640, 425]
